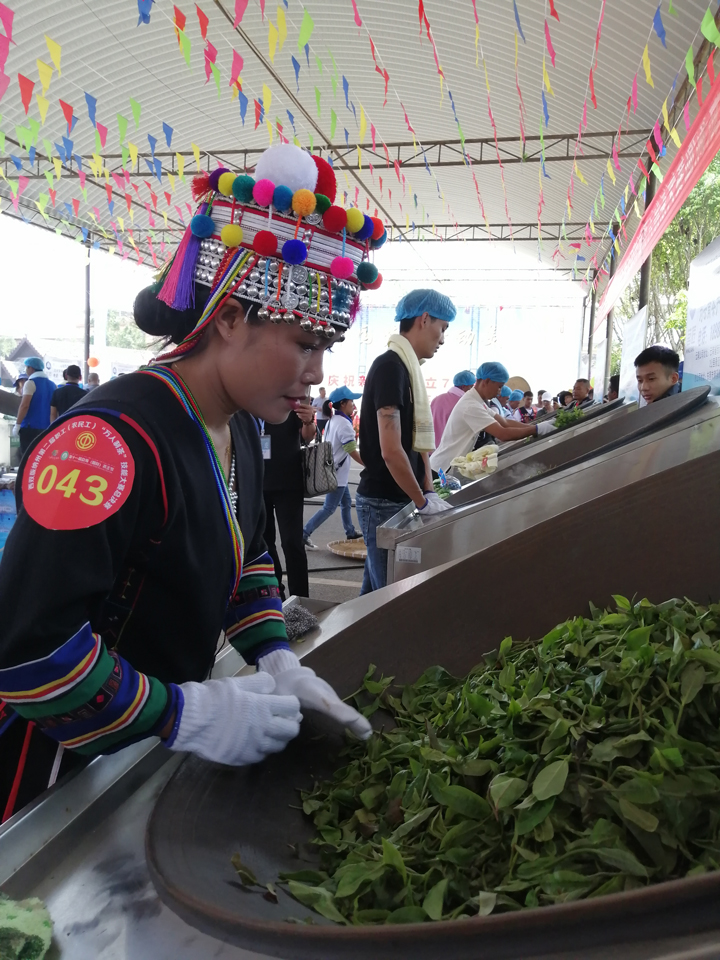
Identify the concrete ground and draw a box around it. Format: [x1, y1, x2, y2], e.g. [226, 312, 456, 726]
[275, 460, 368, 605]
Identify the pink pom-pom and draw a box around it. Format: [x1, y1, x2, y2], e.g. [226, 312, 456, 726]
[253, 179, 275, 206]
[331, 256, 354, 279]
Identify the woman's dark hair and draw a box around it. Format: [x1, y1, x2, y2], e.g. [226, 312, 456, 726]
[134, 284, 256, 345]
[322, 399, 333, 419]
[558, 390, 572, 405]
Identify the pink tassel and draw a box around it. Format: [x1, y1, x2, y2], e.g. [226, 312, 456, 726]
[157, 226, 192, 308]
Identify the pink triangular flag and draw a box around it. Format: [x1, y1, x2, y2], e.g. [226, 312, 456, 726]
[0, 3, 15, 44]
[229, 48, 243, 86]
[631, 74, 638, 113]
[0, 70, 9, 102]
[544, 20, 556, 68]
[0, 33, 9, 72]
[233, 0, 248, 27]
[17, 174, 28, 197]
[97, 121, 107, 147]
[78, 170, 86, 189]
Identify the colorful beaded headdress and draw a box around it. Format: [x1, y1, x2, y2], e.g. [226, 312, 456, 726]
[154, 143, 387, 360]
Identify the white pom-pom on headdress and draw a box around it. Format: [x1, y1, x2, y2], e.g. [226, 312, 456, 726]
[254, 144, 319, 194]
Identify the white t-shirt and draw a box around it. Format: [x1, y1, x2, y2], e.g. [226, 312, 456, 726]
[324, 413, 356, 487]
[312, 395, 327, 419]
[430, 388, 497, 473]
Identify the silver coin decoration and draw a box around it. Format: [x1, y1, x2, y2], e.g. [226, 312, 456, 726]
[284, 294, 299, 310]
[305, 213, 322, 226]
[290, 266, 308, 282]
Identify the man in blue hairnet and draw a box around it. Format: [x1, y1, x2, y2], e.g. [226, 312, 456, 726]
[356, 289, 455, 594]
[430, 362, 556, 475]
[431, 369, 476, 446]
[489, 383, 512, 418]
[14, 358, 55, 457]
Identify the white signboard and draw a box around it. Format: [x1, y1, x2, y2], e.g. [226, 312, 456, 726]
[685, 234, 720, 392]
[592, 338, 607, 402]
[618, 306, 648, 403]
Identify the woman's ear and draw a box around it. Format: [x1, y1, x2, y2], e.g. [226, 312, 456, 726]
[214, 299, 246, 342]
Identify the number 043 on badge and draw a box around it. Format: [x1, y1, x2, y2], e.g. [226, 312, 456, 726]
[23, 417, 135, 530]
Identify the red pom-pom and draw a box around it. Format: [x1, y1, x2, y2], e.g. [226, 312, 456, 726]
[370, 217, 385, 241]
[191, 172, 211, 201]
[366, 272, 383, 290]
[253, 230, 277, 256]
[323, 205, 347, 233]
[311, 155, 337, 203]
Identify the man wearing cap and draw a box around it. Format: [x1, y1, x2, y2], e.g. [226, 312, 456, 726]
[430, 362, 555, 475]
[12, 374, 27, 397]
[50, 365, 86, 422]
[431, 370, 476, 446]
[14, 358, 55, 456]
[356, 289, 455, 594]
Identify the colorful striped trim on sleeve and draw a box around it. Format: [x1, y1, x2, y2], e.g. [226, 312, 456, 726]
[0, 622, 174, 755]
[224, 551, 288, 657]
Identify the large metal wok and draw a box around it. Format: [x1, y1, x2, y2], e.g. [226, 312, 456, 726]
[147, 435, 720, 960]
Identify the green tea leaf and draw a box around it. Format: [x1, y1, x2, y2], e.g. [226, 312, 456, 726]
[532, 760, 569, 801]
[231, 853, 259, 887]
[381, 837, 407, 882]
[386, 906, 427, 924]
[516, 797, 555, 835]
[686, 647, 720, 671]
[489, 774, 527, 809]
[422, 878, 448, 920]
[476, 891, 497, 916]
[334, 861, 385, 899]
[680, 661, 706, 704]
[428, 776, 491, 819]
[287, 881, 347, 924]
[593, 846, 648, 877]
[619, 798, 659, 833]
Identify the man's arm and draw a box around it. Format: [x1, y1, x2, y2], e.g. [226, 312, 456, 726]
[377, 406, 426, 509]
[483, 419, 537, 443]
[15, 395, 31, 424]
[422, 452, 433, 492]
[50, 405, 59, 423]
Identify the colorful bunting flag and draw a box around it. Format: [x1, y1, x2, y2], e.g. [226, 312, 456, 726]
[277, 7, 287, 49]
[196, 3, 208, 39]
[268, 22, 278, 62]
[642, 44, 654, 87]
[17, 74, 34, 114]
[652, 5, 667, 46]
[36, 59, 52, 94]
[45, 35, 61, 75]
[36, 94, 49, 123]
[234, 0, 248, 27]
[291, 56, 300, 91]
[297, 9, 314, 50]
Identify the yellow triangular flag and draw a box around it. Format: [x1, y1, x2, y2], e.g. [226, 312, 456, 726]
[670, 127, 682, 148]
[574, 161, 587, 185]
[589, 217, 595, 233]
[268, 22, 278, 63]
[176, 153, 185, 181]
[103, 167, 110, 181]
[52, 156, 62, 179]
[262, 84, 272, 113]
[624, 185, 629, 203]
[36, 60, 53, 94]
[359, 105, 367, 142]
[45, 36, 62, 75]
[128, 142, 138, 169]
[634, 199, 641, 219]
[475, 24, 479, 66]
[191, 143, 201, 170]
[662, 99, 670, 132]
[357, 145, 362, 169]
[89, 158, 99, 178]
[614, 238, 620, 255]
[162, 211, 168, 227]
[129, 208, 135, 224]
[36, 95, 49, 124]
[642, 45, 654, 87]
[277, 6, 287, 49]
[118, 215, 125, 232]
[167, 172, 175, 191]
[231, 84, 239, 100]
[543, 59, 554, 96]
[606, 158, 616, 185]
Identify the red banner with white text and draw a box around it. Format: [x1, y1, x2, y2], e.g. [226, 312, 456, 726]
[595, 72, 720, 329]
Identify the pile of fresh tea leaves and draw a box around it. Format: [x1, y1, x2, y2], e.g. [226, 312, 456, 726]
[281, 597, 720, 924]
[553, 407, 585, 430]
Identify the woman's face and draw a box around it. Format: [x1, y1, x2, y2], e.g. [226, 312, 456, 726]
[341, 399, 356, 417]
[214, 303, 338, 422]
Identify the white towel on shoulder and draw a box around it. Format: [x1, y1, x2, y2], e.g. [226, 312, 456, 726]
[387, 334, 435, 452]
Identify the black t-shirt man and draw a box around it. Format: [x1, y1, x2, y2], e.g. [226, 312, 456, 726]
[261, 412, 304, 492]
[357, 351, 425, 502]
[51, 382, 86, 416]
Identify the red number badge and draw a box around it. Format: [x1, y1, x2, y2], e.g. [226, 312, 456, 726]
[23, 417, 136, 530]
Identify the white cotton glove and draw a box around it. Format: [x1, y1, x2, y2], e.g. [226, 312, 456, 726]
[168, 672, 302, 766]
[11, 422, 19, 437]
[259, 648, 372, 740]
[535, 422, 557, 436]
[418, 493, 452, 515]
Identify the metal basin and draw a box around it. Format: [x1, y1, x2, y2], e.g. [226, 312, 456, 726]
[147, 436, 720, 960]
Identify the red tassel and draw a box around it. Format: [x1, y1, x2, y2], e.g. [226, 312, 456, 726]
[192, 172, 211, 201]
[157, 226, 193, 307]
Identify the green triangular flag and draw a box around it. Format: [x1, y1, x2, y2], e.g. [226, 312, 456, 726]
[686, 46, 696, 87]
[44, 170, 53, 187]
[297, 10, 314, 50]
[668, 0, 678, 15]
[15, 125, 29, 150]
[701, 7, 720, 45]
[27, 118, 40, 145]
[55, 227, 62, 235]
[331, 75, 337, 99]
[330, 108, 337, 139]
[121, 145, 130, 168]
[178, 30, 191, 68]
[315, 54, 323, 74]
[81, 187, 88, 201]
[315, 86, 321, 118]
[308, 133, 314, 152]
[117, 114, 128, 143]
[43, 137, 53, 159]
[0, 132, 5, 153]
[210, 62, 221, 98]
[37, 193, 49, 212]
[600, 191, 605, 209]
[130, 97, 142, 128]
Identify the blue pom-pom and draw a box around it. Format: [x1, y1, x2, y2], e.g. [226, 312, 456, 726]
[232, 175, 255, 203]
[354, 214, 375, 242]
[273, 185, 294, 211]
[190, 214, 215, 238]
[357, 261, 379, 285]
[282, 239, 308, 265]
[371, 229, 387, 249]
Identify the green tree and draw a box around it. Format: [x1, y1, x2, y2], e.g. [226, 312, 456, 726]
[615, 156, 720, 356]
[104, 309, 154, 350]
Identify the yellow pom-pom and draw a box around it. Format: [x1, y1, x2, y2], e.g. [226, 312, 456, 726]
[345, 207, 364, 233]
[217, 172, 236, 196]
[291, 188, 317, 217]
[221, 224, 244, 248]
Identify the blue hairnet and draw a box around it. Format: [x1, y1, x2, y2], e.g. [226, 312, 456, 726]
[476, 361, 509, 383]
[453, 370, 476, 387]
[394, 288, 456, 323]
[23, 356, 44, 371]
[509, 389, 524, 402]
[500, 385, 512, 398]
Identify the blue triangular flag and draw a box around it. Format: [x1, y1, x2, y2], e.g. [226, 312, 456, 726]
[74, 154, 83, 171]
[286, 109, 295, 133]
[64, 202, 73, 218]
[85, 92, 97, 127]
[153, 156, 163, 183]
[9, 155, 22, 170]
[55, 141, 67, 163]
[577, 255, 586, 261]
[108, 200, 114, 213]
[162, 122, 173, 148]
[145, 157, 155, 175]
[69, 115, 77, 134]
[239, 91, 248, 124]
[343, 76, 350, 109]
[344, 128, 349, 146]
[258, 97, 265, 124]
[351, 102, 357, 123]
[148, 134, 157, 157]
[541, 90, 550, 127]
[304, 43, 310, 67]
[513, 0, 526, 42]
[620, 195, 626, 215]
[291, 56, 300, 91]
[28, 146, 36, 164]
[62, 136, 74, 160]
[137, 0, 153, 25]
[92, 240, 101, 249]
[652, 5, 667, 47]
[81, 227, 89, 241]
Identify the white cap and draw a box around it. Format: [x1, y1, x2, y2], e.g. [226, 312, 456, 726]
[541, 392, 554, 403]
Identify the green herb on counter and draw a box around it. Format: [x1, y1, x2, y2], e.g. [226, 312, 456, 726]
[553, 407, 585, 430]
[284, 597, 720, 924]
